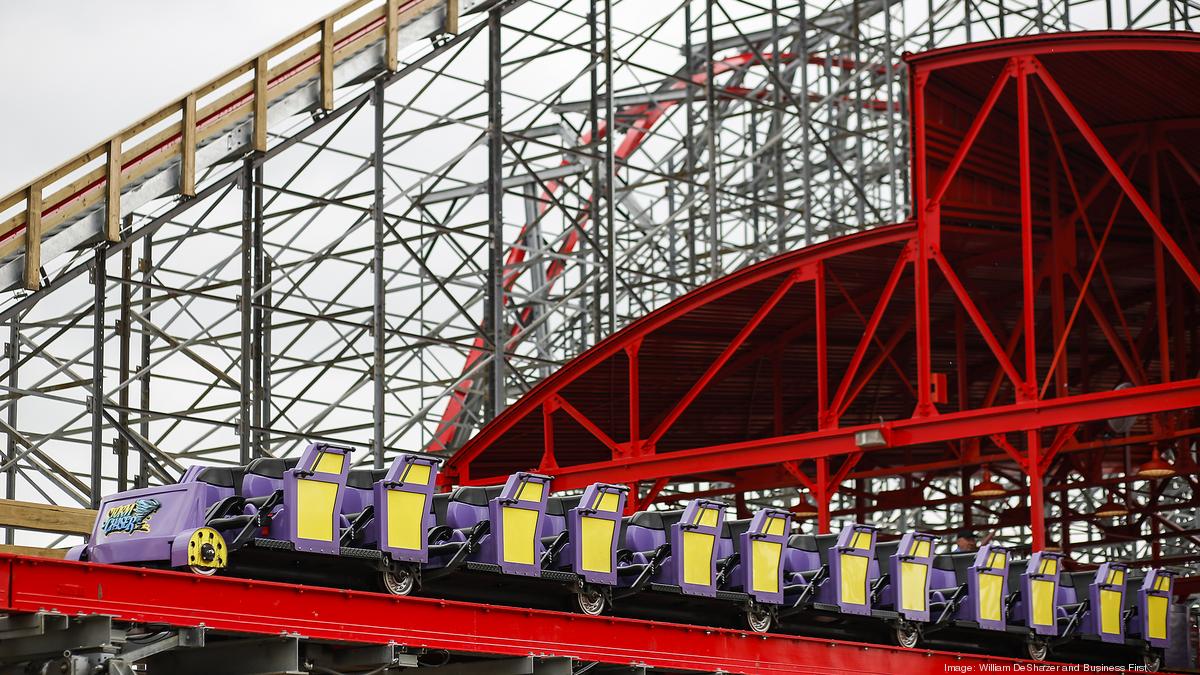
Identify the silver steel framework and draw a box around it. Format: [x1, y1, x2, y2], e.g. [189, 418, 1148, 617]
[0, 0, 1196, 569]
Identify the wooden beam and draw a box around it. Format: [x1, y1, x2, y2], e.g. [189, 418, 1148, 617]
[0, 544, 69, 559]
[386, 0, 399, 71]
[23, 184, 41, 290]
[106, 137, 122, 240]
[320, 17, 335, 111]
[253, 54, 269, 152]
[181, 94, 197, 197]
[446, 0, 460, 34]
[0, 499, 95, 535]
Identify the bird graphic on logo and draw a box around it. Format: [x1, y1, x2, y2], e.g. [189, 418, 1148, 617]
[100, 498, 162, 535]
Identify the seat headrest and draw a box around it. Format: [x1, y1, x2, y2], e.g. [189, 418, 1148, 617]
[873, 539, 902, 563]
[721, 518, 753, 539]
[932, 552, 976, 572]
[450, 485, 504, 506]
[788, 534, 818, 551]
[1007, 561, 1028, 584]
[546, 495, 583, 516]
[628, 509, 685, 531]
[245, 456, 300, 479]
[346, 468, 387, 489]
[193, 465, 244, 489]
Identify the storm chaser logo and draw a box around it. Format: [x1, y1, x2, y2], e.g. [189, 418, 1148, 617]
[100, 498, 161, 535]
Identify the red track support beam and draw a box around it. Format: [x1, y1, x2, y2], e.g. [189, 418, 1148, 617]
[0, 555, 1046, 674]
[541, 379, 1200, 490]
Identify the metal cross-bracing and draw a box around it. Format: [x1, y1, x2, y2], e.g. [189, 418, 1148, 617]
[449, 31, 1200, 570]
[0, 0, 1193, 572]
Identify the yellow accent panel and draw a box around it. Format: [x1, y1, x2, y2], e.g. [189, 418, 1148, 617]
[385, 490, 426, 551]
[516, 480, 544, 503]
[765, 517, 785, 536]
[595, 492, 619, 513]
[580, 516, 615, 573]
[682, 531, 715, 586]
[402, 463, 431, 485]
[751, 540, 782, 594]
[912, 539, 931, 558]
[314, 451, 344, 475]
[697, 508, 718, 527]
[501, 506, 539, 565]
[1107, 569, 1124, 586]
[1147, 595, 1168, 640]
[1040, 558, 1057, 576]
[1100, 588, 1122, 635]
[900, 561, 928, 612]
[1155, 576, 1170, 592]
[987, 552, 1006, 570]
[1031, 579, 1056, 626]
[840, 553, 868, 605]
[851, 532, 871, 550]
[978, 573, 1002, 622]
[296, 479, 338, 541]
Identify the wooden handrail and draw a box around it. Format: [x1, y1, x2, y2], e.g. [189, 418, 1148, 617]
[0, 0, 460, 289]
[0, 499, 96, 535]
[0, 544, 69, 559]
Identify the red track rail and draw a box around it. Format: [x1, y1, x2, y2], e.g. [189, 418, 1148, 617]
[0, 554, 1044, 674]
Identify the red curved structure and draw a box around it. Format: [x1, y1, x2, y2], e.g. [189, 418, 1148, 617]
[447, 32, 1200, 562]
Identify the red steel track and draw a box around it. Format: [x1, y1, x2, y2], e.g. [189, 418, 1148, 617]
[0, 553, 1043, 674]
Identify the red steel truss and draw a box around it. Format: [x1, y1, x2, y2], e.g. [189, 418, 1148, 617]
[445, 32, 1200, 561]
[0, 553, 1039, 673]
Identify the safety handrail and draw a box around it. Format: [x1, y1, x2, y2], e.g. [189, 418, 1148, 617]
[0, 0, 459, 290]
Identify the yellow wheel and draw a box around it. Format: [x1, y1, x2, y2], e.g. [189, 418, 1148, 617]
[186, 527, 227, 575]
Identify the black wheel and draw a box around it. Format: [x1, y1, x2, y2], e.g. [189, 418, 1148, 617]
[894, 620, 921, 649]
[1025, 637, 1049, 661]
[380, 565, 417, 596]
[745, 604, 773, 634]
[575, 586, 607, 615]
[1143, 649, 1163, 672]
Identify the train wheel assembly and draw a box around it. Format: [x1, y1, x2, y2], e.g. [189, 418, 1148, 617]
[574, 585, 607, 616]
[1025, 637, 1049, 661]
[894, 620, 921, 649]
[185, 527, 226, 576]
[744, 603, 773, 634]
[380, 564, 418, 596]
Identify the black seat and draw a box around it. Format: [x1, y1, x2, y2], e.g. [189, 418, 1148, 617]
[788, 534, 817, 551]
[1124, 575, 1144, 609]
[1007, 561, 1027, 588]
[874, 540, 902, 566]
[628, 509, 685, 531]
[194, 465, 246, 493]
[813, 533, 839, 564]
[430, 492, 451, 524]
[449, 485, 505, 506]
[1069, 570, 1097, 597]
[721, 519, 752, 553]
[786, 532, 837, 564]
[546, 495, 583, 517]
[933, 552, 976, 585]
[346, 468, 387, 490]
[244, 456, 300, 479]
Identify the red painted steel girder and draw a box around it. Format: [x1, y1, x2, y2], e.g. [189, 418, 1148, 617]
[0, 554, 1038, 674]
[531, 379, 1200, 490]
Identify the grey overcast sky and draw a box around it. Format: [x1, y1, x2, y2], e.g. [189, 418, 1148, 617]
[0, 0, 345, 196]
